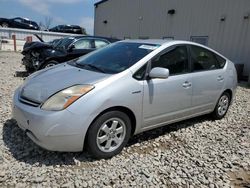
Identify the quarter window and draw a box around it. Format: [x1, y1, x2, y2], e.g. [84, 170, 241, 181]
[215, 53, 226, 68]
[190, 45, 222, 71]
[151, 46, 189, 75]
[133, 64, 147, 80]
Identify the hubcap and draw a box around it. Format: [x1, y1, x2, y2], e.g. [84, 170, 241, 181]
[45, 63, 56, 68]
[217, 95, 229, 116]
[96, 118, 126, 153]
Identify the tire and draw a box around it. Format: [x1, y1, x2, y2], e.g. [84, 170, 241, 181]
[86, 111, 131, 159]
[41, 60, 58, 69]
[1, 22, 9, 28]
[212, 92, 231, 120]
[25, 65, 35, 73]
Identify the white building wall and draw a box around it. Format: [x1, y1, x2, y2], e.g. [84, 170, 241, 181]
[94, 0, 250, 76]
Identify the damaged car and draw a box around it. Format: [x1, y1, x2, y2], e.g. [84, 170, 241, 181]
[22, 35, 63, 72]
[22, 36, 118, 72]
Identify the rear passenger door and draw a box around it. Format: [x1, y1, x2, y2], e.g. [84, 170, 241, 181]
[188, 45, 226, 113]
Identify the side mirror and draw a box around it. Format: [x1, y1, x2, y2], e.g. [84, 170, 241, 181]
[149, 67, 169, 79]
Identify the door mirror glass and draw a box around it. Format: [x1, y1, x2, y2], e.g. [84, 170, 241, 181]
[149, 67, 169, 79]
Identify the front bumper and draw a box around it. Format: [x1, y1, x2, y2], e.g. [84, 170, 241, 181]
[22, 53, 42, 71]
[12, 89, 87, 152]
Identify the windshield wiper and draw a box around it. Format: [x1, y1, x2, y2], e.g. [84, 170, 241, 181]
[76, 63, 106, 73]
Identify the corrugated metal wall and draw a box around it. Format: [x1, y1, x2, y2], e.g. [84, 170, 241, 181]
[94, 0, 250, 76]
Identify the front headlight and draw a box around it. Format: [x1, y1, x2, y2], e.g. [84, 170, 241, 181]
[41, 85, 94, 111]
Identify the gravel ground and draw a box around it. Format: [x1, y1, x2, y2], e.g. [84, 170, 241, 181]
[0, 51, 249, 187]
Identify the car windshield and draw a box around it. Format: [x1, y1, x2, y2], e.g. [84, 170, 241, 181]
[73, 42, 160, 74]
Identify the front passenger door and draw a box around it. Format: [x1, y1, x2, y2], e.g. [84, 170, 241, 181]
[142, 45, 192, 128]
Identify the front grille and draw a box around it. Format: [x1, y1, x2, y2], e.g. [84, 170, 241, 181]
[19, 96, 41, 107]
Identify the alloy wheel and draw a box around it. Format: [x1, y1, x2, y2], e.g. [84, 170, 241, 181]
[96, 118, 126, 153]
[45, 63, 56, 68]
[217, 95, 229, 116]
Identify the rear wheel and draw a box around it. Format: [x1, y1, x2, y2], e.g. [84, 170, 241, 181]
[212, 92, 230, 120]
[87, 111, 131, 159]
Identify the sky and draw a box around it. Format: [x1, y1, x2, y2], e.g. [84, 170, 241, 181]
[0, 0, 100, 34]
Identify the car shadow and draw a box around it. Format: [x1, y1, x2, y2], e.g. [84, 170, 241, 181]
[128, 114, 211, 147]
[2, 119, 94, 166]
[238, 82, 250, 89]
[3, 115, 211, 166]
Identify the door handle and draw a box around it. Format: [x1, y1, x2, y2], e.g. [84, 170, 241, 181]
[217, 76, 224, 81]
[183, 81, 192, 88]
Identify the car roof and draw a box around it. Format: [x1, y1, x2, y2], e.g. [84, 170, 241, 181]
[120, 39, 209, 47]
[120, 39, 227, 60]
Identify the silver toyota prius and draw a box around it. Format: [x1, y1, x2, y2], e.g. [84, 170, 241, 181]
[12, 40, 237, 159]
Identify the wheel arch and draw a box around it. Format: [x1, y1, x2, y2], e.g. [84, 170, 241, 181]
[39, 59, 58, 70]
[83, 106, 137, 149]
[223, 89, 233, 103]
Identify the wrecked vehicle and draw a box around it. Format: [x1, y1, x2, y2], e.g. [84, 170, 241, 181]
[22, 35, 63, 72]
[22, 36, 118, 72]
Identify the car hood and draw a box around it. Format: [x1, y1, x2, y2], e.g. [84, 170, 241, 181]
[20, 63, 111, 103]
[22, 42, 52, 54]
[40, 48, 66, 59]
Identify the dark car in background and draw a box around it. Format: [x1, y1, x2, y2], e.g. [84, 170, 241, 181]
[22, 36, 119, 72]
[49, 25, 85, 34]
[0, 17, 39, 30]
[22, 36, 64, 72]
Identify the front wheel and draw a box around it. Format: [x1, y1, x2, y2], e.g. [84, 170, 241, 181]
[86, 111, 131, 159]
[212, 92, 230, 120]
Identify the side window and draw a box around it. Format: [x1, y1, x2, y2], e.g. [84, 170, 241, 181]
[95, 40, 109, 49]
[151, 45, 189, 75]
[190, 45, 220, 72]
[73, 39, 91, 49]
[14, 18, 22, 23]
[23, 20, 30, 24]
